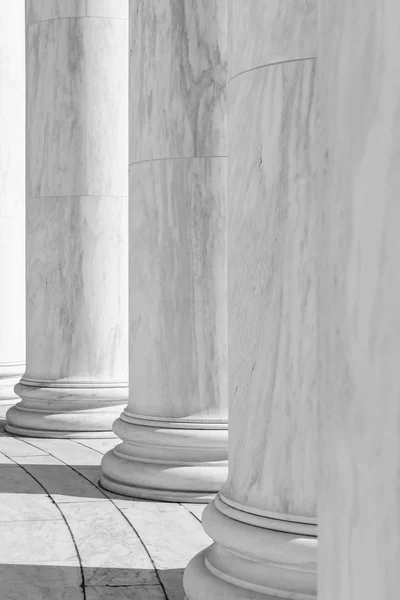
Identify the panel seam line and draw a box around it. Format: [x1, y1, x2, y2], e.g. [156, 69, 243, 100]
[229, 56, 316, 83]
[129, 155, 227, 167]
[27, 195, 128, 200]
[28, 16, 127, 27]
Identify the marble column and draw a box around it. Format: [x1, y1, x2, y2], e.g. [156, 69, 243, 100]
[318, 1, 400, 598]
[184, 1, 317, 597]
[100, 1, 228, 501]
[6, 1, 128, 437]
[0, 2, 25, 404]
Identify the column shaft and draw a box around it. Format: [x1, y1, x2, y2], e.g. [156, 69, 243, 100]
[101, 0, 228, 501]
[0, 2, 25, 404]
[6, 0, 128, 437]
[318, 0, 400, 598]
[184, 0, 318, 597]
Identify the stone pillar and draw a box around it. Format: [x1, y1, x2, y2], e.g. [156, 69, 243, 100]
[6, 1, 128, 437]
[0, 2, 25, 404]
[100, 0, 228, 501]
[318, 1, 400, 598]
[184, 1, 317, 597]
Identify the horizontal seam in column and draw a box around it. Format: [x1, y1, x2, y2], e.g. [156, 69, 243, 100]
[229, 56, 316, 83]
[129, 155, 227, 167]
[28, 15, 127, 27]
[27, 195, 128, 200]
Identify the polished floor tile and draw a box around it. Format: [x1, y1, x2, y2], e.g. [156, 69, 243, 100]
[0, 428, 211, 599]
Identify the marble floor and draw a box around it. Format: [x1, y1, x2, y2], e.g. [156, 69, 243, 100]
[0, 404, 210, 600]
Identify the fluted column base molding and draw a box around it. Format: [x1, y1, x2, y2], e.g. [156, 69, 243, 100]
[0, 363, 25, 404]
[183, 495, 317, 599]
[100, 412, 228, 502]
[5, 381, 128, 437]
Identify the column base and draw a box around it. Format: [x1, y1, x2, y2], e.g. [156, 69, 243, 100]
[100, 411, 228, 502]
[5, 381, 128, 437]
[183, 495, 317, 599]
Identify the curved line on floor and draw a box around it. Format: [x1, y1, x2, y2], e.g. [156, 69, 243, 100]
[0, 450, 86, 600]
[5, 434, 170, 600]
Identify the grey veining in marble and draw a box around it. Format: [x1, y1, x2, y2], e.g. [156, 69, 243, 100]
[101, 0, 228, 499]
[184, 2, 317, 597]
[24, 196, 128, 384]
[129, 158, 227, 420]
[318, 1, 400, 598]
[27, 0, 127, 24]
[0, 434, 210, 599]
[130, 0, 227, 162]
[222, 60, 317, 520]
[0, 2, 25, 400]
[229, 0, 316, 79]
[8, 2, 129, 435]
[27, 16, 128, 198]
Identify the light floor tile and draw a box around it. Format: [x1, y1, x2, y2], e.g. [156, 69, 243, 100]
[181, 503, 205, 522]
[0, 520, 79, 564]
[15, 454, 105, 503]
[60, 500, 156, 586]
[0, 436, 48, 457]
[77, 439, 119, 454]
[116, 501, 211, 569]
[21, 439, 102, 465]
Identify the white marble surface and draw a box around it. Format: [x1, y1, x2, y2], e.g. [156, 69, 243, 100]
[223, 60, 317, 521]
[27, 15, 128, 198]
[0, 427, 209, 600]
[27, 0, 127, 24]
[229, 0, 316, 79]
[318, 1, 400, 598]
[118, 501, 211, 569]
[102, 0, 228, 500]
[24, 196, 128, 384]
[129, 158, 227, 421]
[0, 1, 25, 400]
[184, 3, 317, 598]
[6, 195, 128, 434]
[9, 2, 129, 435]
[129, 0, 227, 162]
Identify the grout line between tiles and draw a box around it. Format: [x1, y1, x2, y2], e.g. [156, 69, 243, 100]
[178, 502, 203, 525]
[74, 440, 108, 455]
[0, 448, 87, 600]
[4, 434, 170, 600]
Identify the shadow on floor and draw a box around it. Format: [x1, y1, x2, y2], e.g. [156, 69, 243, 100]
[0, 564, 185, 599]
[0, 462, 109, 499]
[0, 460, 153, 502]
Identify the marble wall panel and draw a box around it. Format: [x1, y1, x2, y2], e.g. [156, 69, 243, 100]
[25, 196, 128, 384]
[222, 60, 317, 520]
[129, 157, 227, 421]
[26, 16, 128, 198]
[229, 0, 316, 79]
[129, 0, 227, 162]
